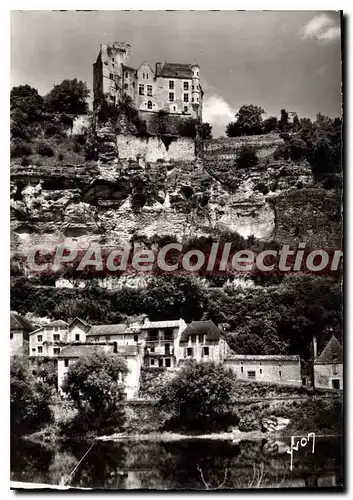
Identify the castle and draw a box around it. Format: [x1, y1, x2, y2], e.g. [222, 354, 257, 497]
[93, 41, 203, 122]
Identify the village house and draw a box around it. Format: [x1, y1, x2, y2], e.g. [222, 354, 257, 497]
[314, 335, 343, 390]
[223, 354, 302, 386]
[86, 320, 144, 347]
[57, 343, 143, 399]
[10, 312, 35, 356]
[29, 319, 68, 358]
[141, 319, 187, 369]
[93, 41, 203, 120]
[177, 320, 227, 364]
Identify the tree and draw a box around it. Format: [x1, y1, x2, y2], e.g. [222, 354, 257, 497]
[278, 108, 289, 132]
[10, 85, 44, 139]
[292, 113, 300, 132]
[235, 145, 258, 169]
[226, 105, 265, 137]
[61, 350, 128, 413]
[11, 355, 53, 435]
[44, 78, 89, 115]
[201, 122, 213, 140]
[157, 361, 235, 429]
[263, 116, 278, 134]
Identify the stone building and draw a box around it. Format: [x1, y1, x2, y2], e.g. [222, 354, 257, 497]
[223, 354, 302, 386]
[93, 41, 203, 122]
[57, 343, 143, 399]
[10, 312, 35, 356]
[29, 320, 68, 358]
[314, 335, 343, 390]
[178, 320, 227, 364]
[141, 319, 187, 369]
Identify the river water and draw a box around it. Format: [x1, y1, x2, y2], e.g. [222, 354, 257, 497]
[11, 435, 343, 490]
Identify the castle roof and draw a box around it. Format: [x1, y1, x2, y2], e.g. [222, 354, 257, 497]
[180, 320, 222, 342]
[10, 313, 35, 332]
[314, 335, 343, 365]
[158, 63, 193, 79]
[122, 64, 137, 74]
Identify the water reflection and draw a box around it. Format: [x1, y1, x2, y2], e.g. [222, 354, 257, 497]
[11, 436, 343, 490]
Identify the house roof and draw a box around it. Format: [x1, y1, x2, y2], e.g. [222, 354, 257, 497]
[10, 313, 35, 332]
[68, 317, 91, 328]
[158, 62, 193, 79]
[86, 324, 130, 337]
[58, 344, 113, 358]
[141, 320, 181, 330]
[122, 64, 137, 74]
[314, 335, 343, 365]
[58, 343, 138, 358]
[225, 354, 301, 362]
[180, 320, 222, 342]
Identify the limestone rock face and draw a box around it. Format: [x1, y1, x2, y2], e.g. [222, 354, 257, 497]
[10, 135, 341, 257]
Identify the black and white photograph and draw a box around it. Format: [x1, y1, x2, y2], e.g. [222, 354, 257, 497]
[9, 9, 343, 491]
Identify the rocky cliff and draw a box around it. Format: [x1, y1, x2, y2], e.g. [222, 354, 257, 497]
[10, 133, 342, 259]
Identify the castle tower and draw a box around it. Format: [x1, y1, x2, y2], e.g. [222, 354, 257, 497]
[191, 64, 200, 112]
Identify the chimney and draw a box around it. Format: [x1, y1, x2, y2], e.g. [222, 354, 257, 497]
[155, 62, 161, 76]
[313, 337, 317, 358]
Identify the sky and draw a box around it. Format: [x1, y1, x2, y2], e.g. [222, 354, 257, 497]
[11, 10, 342, 137]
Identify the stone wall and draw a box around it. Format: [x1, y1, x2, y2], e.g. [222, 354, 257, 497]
[116, 134, 195, 162]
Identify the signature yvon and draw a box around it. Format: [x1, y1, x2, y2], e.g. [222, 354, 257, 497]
[286, 432, 316, 471]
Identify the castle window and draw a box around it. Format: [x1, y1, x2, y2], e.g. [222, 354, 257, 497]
[64, 359, 69, 368]
[109, 73, 114, 80]
[169, 80, 174, 90]
[203, 346, 209, 356]
[196, 71, 199, 76]
[159, 359, 163, 367]
[184, 106, 188, 113]
[147, 85, 153, 96]
[169, 92, 174, 102]
[134, 334, 138, 342]
[260, 368, 262, 374]
[38, 346, 43, 354]
[32, 348, 35, 352]
[150, 358, 155, 366]
[333, 364, 338, 375]
[37, 335, 42, 342]
[173, 106, 176, 111]
[184, 81, 189, 90]
[124, 83, 128, 89]
[183, 93, 189, 103]
[142, 72, 145, 79]
[247, 371, 256, 379]
[186, 347, 193, 357]
[279, 370, 282, 377]
[150, 347, 155, 353]
[241, 366, 243, 373]
[139, 84, 144, 95]
[147, 101, 153, 110]
[192, 98, 194, 103]
[125, 72, 128, 78]
[54, 348, 60, 355]
[165, 358, 171, 368]
[133, 82, 136, 88]
[53, 334, 60, 342]
[146, 73, 148, 79]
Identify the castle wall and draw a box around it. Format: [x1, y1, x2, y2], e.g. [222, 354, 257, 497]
[116, 134, 195, 162]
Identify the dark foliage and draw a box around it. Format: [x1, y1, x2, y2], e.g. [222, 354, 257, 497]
[36, 142, 55, 157]
[235, 145, 258, 169]
[44, 79, 89, 115]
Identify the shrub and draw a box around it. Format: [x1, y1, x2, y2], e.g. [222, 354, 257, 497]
[288, 138, 308, 162]
[36, 142, 54, 157]
[273, 143, 289, 161]
[58, 153, 64, 161]
[235, 145, 258, 169]
[11, 142, 33, 158]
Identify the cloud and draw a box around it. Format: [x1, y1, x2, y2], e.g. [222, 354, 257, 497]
[301, 14, 340, 44]
[203, 95, 235, 138]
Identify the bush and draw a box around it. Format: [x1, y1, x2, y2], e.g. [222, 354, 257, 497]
[235, 145, 258, 169]
[273, 143, 289, 161]
[288, 138, 308, 162]
[36, 142, 54, 157]
[11, 142, 33, 158]
[21, 157, 30, 166]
